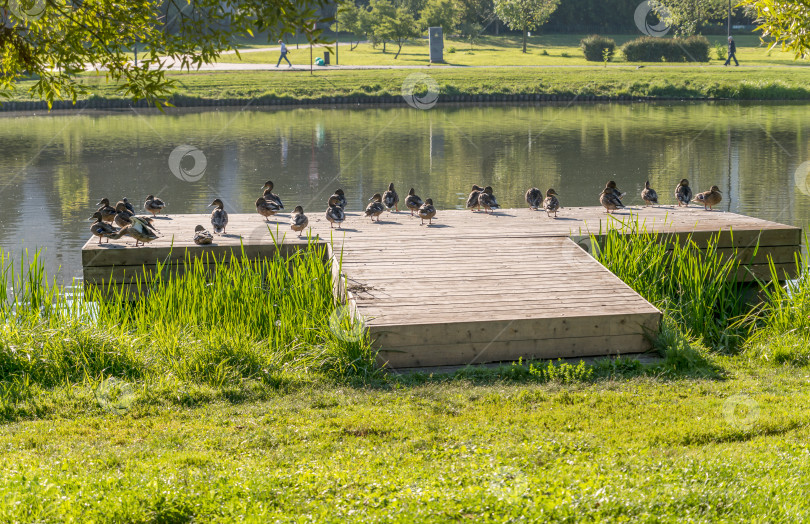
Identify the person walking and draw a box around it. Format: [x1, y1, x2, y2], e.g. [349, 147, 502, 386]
[276, 39, 292, 67]
[724, 36, 739, 66]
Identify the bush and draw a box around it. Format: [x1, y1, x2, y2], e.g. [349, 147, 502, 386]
[621, 35, 710, 63]
[581, 34, 616, 62]
[714, 43, 727, 61]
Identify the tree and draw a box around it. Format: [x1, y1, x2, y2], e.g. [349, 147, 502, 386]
[740, 0, 810, 58]
[648, 0, 728, 36]
[337, 1, 365, 50]
[0, 0, 332, 108]
[366, 0, 397, 53]
[494, 0, 560, 53]
[421, 0, 459, 32]
[381, 7, 421, 58]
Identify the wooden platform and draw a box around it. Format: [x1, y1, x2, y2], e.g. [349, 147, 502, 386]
[82, 205, 802, 368]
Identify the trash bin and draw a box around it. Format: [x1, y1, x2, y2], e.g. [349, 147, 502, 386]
[324, 51, 330, 65]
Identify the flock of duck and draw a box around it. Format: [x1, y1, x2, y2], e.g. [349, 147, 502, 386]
[88, 178, 723, 246]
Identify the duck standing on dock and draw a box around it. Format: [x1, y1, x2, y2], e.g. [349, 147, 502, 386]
[255, 196, 282, 221]
[96, 198, 117, 223]
[693, 185, 722, 211]
[675, 178, 692, 207]
[543, 189, 560, 218]
[478, 186, 500, 214]
[365, 193, 385, 222]
[114, 202, 134, 228]
[417, 198, 436, 225]
[209, 198, 229, 234]
[466, 184, 484, 211]
[122, 197, 135, 214]
[330, 188, 347, 209]
[326, 195, 345, 229]
[193, 225, 214, 245]
[641, 181, 659, 206]
[144, 195, 166, 217]
[600, 188, 625, 214]
[525, 187, 543, 210]
[261, 181, 284, 210]
[116, 216, 159, 247]
[605, 180, 626, 200]
[404, 188, 424, 216]
[382, 183, 399, 212]
[290, 206, 309, 237]
[89, 211, 119, 244]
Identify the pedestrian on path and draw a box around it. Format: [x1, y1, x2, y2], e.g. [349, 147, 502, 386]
[276, 39, 292, 67]
[724, 36, 739, 66]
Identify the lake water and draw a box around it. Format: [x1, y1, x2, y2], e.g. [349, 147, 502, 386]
[1, 102, 809, 281]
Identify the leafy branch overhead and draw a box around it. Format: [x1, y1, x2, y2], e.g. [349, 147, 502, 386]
[0, 0, 333, 107]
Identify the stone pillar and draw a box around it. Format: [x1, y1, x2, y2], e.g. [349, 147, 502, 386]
[429, 27, 443, 63]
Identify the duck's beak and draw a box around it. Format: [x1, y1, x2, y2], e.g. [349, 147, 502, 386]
[88, 216, 96, 221]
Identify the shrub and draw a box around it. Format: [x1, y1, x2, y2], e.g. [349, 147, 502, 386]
[621, 35, 710, 63]
[581, 34, 616, 62]
[714, 43, 727, 61]
[447, 46, 456, 53]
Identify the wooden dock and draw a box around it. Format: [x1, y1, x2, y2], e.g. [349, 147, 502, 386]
[82, 205, 802, 368]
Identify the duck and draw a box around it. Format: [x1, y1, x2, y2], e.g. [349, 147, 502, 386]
[404, 188, 424, 216]
[600, 187, 625, 214]
[693, 185, 722, 211]
[543, 189, 560, 218]
[209, 198, 229, 234]
[116, 216, 159, 247]
[605, 180, 626, 200]
[290, 206, 309, 237]
[96, 198, 116, 223]
[330, 188, 347, 209]
[478, 186, 500, 214]
[114, 202, 134, 228]
[261, 180, 284, 210]
[122, 197, 135, 214]
[326, 195, 345, 229]
[466, 184, 484, 211]
[675, 178, 692, 207]
[382, 183, 399, 212]
[144, 195, 166, 217]
[417, 198, 436, 225]
[255, 196, 282, 221]
[365, 193, 385, 222]
[641, 181, 659, 206]
[193, 225, 213, 245]
[525, 187, 543, 210]
[89, 211, 119, 244]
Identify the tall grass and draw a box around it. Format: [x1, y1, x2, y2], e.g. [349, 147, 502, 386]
[590, 217, 750, 350]
[0, 240, 376, 417]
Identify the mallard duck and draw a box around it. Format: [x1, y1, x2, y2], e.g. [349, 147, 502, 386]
[675, 178, 692, 207]
[417, 198, 436, 225]
[330, 189, 347, 209]
[122, 197, 135, 214]
[365, 193, 385, 222]
[114, 202, 134, 228]
[525, 187, 543, 210]
[193, 225, 213, 245]
[543, 189, 560, 218]
[605, 180, 626, 199]
[382, 183, 399, 212]
[326, 195, 345, 229]
[404, 188, 423, 216]
[478, 186, 500, 214]
[144, 195, 166, 217]
[693, 185, 722, 211]
[641, 181, 659, 206]
[600, 188, 625, 214]
[89, 211, 119, 244]
[96, 198, 116, 223]
[290, 206, 309, 237]
[466, 184, 484, 211]
[117, 216, 158, 247]
[255, 196, 281, 221]
[261, 180, 284, 210]
[209, 198, 229, 234]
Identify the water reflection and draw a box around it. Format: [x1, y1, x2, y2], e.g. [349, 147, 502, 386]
[1, 102, 809, 281]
